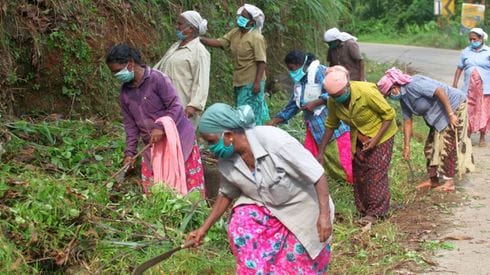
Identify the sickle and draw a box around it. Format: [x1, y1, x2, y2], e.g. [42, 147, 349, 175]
[132, 239, 195, 275]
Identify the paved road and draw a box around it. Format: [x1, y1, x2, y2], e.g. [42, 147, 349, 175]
[360, 42, 490, 274]
[360, 42, 460, 85]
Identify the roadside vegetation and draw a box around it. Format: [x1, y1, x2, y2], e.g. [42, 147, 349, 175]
[345, 0, 488, 49]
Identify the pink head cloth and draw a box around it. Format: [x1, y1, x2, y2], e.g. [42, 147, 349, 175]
[323, 65, 349, 94]
[377, 67, 413, 95]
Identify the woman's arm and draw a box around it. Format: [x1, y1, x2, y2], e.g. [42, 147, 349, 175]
[452, 67, 463, 88]
[314, 174, 332, 242]
[200, 37, 224, 48]
[434, 87, 458, 128]
[253, 61, 266, 93]
[186, 194, 233, 247]
[317, 127, 335, 165]
[362, 119, 393, 151]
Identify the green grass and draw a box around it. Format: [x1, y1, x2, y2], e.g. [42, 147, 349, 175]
[1, 61, 437, 274]
[357, 21, 470, 50]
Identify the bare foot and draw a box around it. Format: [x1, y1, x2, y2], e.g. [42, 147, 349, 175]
[416, 180, 435, 191]
[434, 180, 455, 192]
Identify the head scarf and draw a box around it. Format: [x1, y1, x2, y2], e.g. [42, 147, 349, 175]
[470, 27, 488, 41]
[323, 65, 349, 94]
[181, 10, 208, 35]
[237, 4, 265, 33]
[323, 27, 357, 42]
[377, 67, 413, 95]
[199, 103, 255, 134]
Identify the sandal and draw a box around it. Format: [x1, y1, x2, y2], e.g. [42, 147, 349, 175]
[479, 141, 487, 147]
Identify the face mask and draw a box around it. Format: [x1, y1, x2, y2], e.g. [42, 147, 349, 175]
[208, 134, 234, 158]
[236, 15, 251, 29]
[328, 41, 337, 49]
[470, 41, 482, 49]
[289, 67, 306, 83]
[288, 56, 308, 83]
[334, 89, 351, 103]
[114, 64, 134, 83]
[389, 93, 401, 100]
[389, 87, 402, 100]
[176, 30, 186, 41]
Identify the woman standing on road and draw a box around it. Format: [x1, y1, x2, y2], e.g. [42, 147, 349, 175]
[200, 4, 270, 125]
[452, 27, 490, 147]
[187, 103, 334, 274]
[318, 65, 397, 225]
[378, 67, 474, 192]
[106, 44, 204, 194]
[154, 10, 210, 127]
[268, 50, 353, 183]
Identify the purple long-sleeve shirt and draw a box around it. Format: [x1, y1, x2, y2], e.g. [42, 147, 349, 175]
[119, 66, 195, 161]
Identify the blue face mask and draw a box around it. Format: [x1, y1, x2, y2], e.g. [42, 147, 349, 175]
[208, 134, 234, 158]
[328, 41, 338, 49]
[389, 93, 401, 100]
[176, 30, 186, 41]
[334, 89, 351, 103]
[114, 64, 135, 83]
[288, 56, 308, 83]
[236, 15, 251, 29]
[470, 41, 482, 49]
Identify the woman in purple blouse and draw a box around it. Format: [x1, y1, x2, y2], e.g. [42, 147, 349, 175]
[105, 44, 204, 194]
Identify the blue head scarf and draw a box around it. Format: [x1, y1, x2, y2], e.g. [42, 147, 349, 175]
[198, 103, 255, 134]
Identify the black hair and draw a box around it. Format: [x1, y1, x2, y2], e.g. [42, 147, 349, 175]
[105, 43, 143, 65]
[284, 50, 316, 66]
[471, 32, 483, 39]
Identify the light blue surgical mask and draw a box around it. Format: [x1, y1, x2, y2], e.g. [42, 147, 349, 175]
[208, 133, 234, 158]
[334, 88, 351, 103]
[470, 41, 482, 49]
[176, 30, 186, 41]
[236, 15, 251, 29]
[114, 64, 134, 83]
[288, 56, 308, 83]
[389, 93, 401, 100]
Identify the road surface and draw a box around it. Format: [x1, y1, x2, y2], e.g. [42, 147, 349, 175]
[360, 42, 490, 275]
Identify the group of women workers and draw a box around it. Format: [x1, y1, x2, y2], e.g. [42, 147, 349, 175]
[105, 3, 484, 273]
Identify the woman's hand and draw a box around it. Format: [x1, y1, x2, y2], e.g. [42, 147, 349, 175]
[301, 101, 317, 113]
[186, 227, 208, 248]
[123, 156, 135, 169]
[361, 138, 378, 152]
[150, 128, 165, 143]
[185, 106, 198, 119]
[403, 146, 411, 160]
[252, 80, 261, 94]
[317, 213, 332, 242]
[448, 113, 459, 129]
[266, 117, 282, 127]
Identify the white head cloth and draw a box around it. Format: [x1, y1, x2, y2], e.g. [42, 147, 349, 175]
[237, 4, 265, 33]
[181, 10, 208, 35]
[470, 27, 488, 41]
[323, 27, 357, 42]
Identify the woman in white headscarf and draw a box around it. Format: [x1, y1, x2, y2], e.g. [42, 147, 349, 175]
[154, 10, 210, 126]
[200, 4, 270, 125]
[323, 27, 365, 81]
[453, 27, 490, 147]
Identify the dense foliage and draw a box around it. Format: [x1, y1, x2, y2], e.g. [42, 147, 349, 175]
[0, 0, 349, 118]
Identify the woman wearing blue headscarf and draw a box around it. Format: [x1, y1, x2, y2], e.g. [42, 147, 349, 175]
[187, 103, 334, 274]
